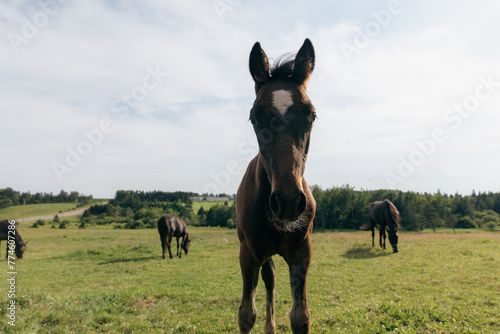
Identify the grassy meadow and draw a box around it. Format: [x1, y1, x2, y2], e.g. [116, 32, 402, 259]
[191, 200, 234, 215]
[0, 203, 81, 220]
[0, 227, 499, 333]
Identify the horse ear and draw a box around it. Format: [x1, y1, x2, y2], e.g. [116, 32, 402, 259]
[292, 38, 315, 87]
[249, 42, 270, 92]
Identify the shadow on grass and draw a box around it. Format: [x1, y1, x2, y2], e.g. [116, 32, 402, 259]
[97, 256, 158, 265]
[341, 245, 393, 259]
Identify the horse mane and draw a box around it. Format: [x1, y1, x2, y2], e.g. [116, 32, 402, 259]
[15, 226, 25, 244]
[269, 53, 295, 80]
[384, 199, 400, 230]
[182, 232, 189, 245]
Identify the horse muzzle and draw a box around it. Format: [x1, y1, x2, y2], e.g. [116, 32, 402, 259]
[269, 189, 307, 222]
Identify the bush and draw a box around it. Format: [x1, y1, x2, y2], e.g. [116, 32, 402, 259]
[59, 221, 68, 229]
[455, 216, 476, 229]
[31, 222, 39, 228]
[485, 221, 499, 231]
[482, 214, 499, 224]
[125, 220, 145, 229]
[227, 218, 236, 229]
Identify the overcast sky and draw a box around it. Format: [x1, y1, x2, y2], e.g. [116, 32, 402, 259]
[1, 0, 499, 198]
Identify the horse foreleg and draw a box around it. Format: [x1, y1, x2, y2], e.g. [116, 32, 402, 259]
[380, 228, 386, 249]
[371, 227, 375, 248]
[160, 236, 166, 259]
[238, 242, 260, 334]
[167, 234, 174, 259]
[369, 219, 375, 247]
[177, 237, 181, 258]
[285, 242, 312, 334]
[261, 258, 276, 334]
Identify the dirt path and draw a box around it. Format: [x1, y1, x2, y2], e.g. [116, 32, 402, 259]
[15, 202, 107, 223]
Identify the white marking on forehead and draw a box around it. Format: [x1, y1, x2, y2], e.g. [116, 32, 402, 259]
[272, 89, 294, 114]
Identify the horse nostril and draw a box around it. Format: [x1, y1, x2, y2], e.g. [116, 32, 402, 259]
[269, 192, 281, 217]
[295, 192, 307, 216]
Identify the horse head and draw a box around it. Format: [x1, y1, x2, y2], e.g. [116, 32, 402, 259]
[248, 39, 316, 224]
[389, 231, 398, 253]
[182, 234, 191, 255]
[16, 240, 27, 259]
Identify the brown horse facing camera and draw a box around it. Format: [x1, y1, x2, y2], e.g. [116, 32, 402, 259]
[360, 200, 400, 253]
[157, 214, 190, 259]
[0, 220, 27, 259]
[236, 39, 317, 334]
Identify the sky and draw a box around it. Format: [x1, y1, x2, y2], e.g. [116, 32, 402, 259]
[1, 0, 500, 199]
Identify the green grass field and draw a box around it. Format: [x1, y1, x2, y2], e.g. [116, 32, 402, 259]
[0, 227, 498, 333]
[191, 200, 234, 214]
[0, 203, 80, 220]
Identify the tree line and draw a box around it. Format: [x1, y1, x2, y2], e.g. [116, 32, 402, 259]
[0, 187, 93, 209]
[6, 186, 499, 231]
[80, 190, 236, 229]
[311, 185, 500, 231]
[78, 187, 500, 231]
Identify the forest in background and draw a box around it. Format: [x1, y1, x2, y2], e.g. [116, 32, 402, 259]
[0, 187, 93, 209]
[2, 187, 500, 231]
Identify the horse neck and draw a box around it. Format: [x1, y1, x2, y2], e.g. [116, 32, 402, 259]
[15, 230, 24, 245]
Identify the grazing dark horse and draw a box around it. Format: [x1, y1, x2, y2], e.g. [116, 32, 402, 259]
[236, 39, 317, 334]
[0, 220, 27, 259]
[360, 200, 400, 253]
[157, 214, 190, 259]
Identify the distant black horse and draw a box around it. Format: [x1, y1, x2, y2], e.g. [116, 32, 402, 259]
[360, 200, 400, 253]
[157, 214, 190, 259]
[0, 220, 27, 259]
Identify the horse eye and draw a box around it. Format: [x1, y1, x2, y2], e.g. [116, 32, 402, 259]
[249, 116, 257, 126]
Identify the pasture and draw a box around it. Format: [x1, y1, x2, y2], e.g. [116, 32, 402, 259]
[191, 200, 234, 214]
[0, 203, 80, 220]
[0, 227, 498, 333]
